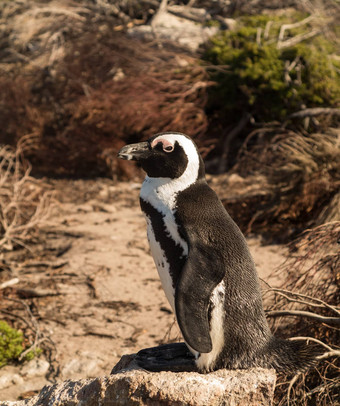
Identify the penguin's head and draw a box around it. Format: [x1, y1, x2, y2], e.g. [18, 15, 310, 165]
[118, 132, 205, 179]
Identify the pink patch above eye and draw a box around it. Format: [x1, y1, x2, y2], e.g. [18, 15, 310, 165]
[151, 137, 174, 149]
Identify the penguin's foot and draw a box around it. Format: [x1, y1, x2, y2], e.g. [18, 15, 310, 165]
[135, 342, 197, 372]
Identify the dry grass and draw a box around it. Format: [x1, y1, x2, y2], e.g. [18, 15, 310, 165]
[0, 142, 54, 251]
[228, 128, 340, 239]
[1, 0, 338, 182]
[263, 222, 340, 405]
[0, 0, 212, 178]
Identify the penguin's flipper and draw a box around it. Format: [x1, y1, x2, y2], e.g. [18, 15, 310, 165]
[175, 244, 226, 354]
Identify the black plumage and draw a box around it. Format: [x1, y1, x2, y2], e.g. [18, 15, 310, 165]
[118, 132, 321, 373]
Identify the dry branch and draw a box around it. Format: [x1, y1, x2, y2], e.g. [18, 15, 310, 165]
[289, 108, 340, 119]
[266, 222, 340, 405]
[233, 129, 340, 237]
[27, 6, 88, 21]
[218, 113, 251, 173]
[277, 12, 334, 49]
[278, 28, 322, 49]
[0, 144, 55, 251]
[278, 16, 315, 42]
[265, 288, 340, 315]
[266, 310, 340, 326]
[288, 337, 335, 352]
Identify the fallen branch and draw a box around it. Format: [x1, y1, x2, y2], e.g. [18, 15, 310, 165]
[14, 288, 62, 299]
[266, 310, 340, 326]
[28, 6, 89, 21]
[167, 5, 208, 23]
[18, 337, 48, 361]
[278, 28, 322, 49]
[317, 350, 340, 360]
[218, 113, 251, 173]
[0, 309, 32, 329]
[287, 373, 301, 406]
[83, 330, 117, 339]
[277, 15, 318, 50]
[264, 20, 273, 40]
[267, 288, 340, 315]
[288, 336, 335, 352]
[21, 260, 68, 270]
[306, 380, 340, 398]
[278, 16, 315, 42]
[0, 278, 20, 290]
[4, 297, 40, 335]
[288, 107, 340, 119]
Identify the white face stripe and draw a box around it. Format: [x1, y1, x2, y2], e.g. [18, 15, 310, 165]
[150, 137, 174, 151]
[140, 133, 200, 212]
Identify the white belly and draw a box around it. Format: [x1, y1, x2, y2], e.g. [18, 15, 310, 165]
[145, 215, 177, 311]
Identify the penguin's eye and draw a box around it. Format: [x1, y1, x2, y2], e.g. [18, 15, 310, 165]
[163, 145, 174, 153]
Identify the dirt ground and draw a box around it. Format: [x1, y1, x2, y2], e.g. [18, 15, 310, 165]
[0, 178, 287, 401]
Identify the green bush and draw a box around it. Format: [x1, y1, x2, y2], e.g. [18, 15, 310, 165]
[204, 14, 340, 123]
[0, 320, 24, 367]
[0, 320, 40, 367]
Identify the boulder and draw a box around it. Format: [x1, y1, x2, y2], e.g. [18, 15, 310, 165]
[0, 353, 276, 406]
[128, 8, 219, 51]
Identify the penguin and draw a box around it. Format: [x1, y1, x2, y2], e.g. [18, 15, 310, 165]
[117, 132, 319, 373]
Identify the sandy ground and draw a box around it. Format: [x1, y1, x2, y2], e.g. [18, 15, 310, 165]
[0, 179, 287, 401]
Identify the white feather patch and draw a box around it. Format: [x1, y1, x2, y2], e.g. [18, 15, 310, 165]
[144, 215, 176, 310]
[140, 133, 200, 212]
[196, 281, 225, 371]
[140, 133, 200, 301]
[140, 134, 199, 256]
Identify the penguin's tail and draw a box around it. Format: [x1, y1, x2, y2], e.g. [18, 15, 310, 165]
[266, 337, 322, 374]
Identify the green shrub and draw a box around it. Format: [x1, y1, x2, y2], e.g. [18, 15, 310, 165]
[0, 320, 41, 367]
[0, 320, 24, 367]
[204, 14, 340, 123]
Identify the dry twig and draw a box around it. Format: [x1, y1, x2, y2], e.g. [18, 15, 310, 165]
[288, 107, 340, 120]
[266, 309, 340, 326]
[233, 129, 340, 236]
[266, 222, 340, 405]
[0, 144, 55, 251]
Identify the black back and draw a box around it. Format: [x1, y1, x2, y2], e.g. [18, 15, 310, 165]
[174, 179, 271, 355]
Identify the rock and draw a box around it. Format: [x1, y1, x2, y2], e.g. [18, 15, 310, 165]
[0, 374, 24, 391]
[223, 17, 237, 30]
[167, 5, 211, 23]
[128, 9, 219, 51]
[20, 359, 50, 379]
[0, 353, 276, 406]
[0, 358, 49, 393]
[215, 16, 237, 30]
[61, 351, 105, 379]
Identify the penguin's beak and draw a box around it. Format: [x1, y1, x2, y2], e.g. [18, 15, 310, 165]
[117, 141, 150, 161]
